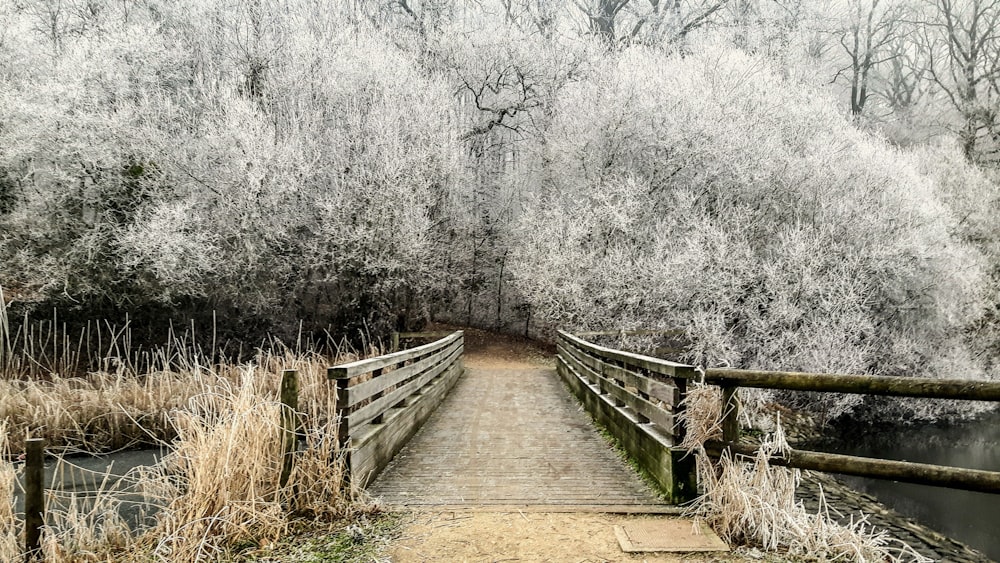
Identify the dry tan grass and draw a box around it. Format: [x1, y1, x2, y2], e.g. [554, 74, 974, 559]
[0, 421, 20, 562]
[0, 299, 376, 562]
[41, 480, 138, 562]
[9, 360, 376, 563]
[149, 371, 290, 561]
[679, 383, 932, 562]
[0, 344, 357, 457]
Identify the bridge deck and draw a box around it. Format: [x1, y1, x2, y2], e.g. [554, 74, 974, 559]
[368, 364, 671, 510]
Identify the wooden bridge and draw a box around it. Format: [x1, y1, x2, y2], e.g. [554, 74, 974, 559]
[327, 329, 1000, 513]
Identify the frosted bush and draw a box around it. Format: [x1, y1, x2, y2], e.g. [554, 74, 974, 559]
[507, 41, 989, 420]
[0, 4, 469, 334]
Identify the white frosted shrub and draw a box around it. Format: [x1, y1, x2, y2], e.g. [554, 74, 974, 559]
[906, 141, 1000, 371]
[0, 3, 468, 332]
[508, 42, 988, 420]
[0, 12, 189, 305]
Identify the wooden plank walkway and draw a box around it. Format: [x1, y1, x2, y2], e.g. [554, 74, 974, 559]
[367, 365, 672, 511]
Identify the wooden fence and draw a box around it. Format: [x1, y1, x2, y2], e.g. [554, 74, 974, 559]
[390, 331, 455, 352]
[556, 330, 698, 503]
[702, 367, 1000, 494]
[560, 330, 1000, 498]
[329, 331, 464, 486]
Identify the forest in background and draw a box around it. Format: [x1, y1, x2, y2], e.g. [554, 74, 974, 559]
[2, 0, 1000, 421]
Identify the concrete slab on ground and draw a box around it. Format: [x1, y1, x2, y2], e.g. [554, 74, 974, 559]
[614, 519, 729, 553]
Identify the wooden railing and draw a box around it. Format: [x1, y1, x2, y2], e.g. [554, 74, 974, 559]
[703, 367, 1000, 494]
[556, 331, 698, 503]
[390, 330, 455, 352]
[562, 329, 1000, 495]
[329, 331, 464, 486]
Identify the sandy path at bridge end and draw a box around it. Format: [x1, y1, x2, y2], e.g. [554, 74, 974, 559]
[387, 511, 755, 563]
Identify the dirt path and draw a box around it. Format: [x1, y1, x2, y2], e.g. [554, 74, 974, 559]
[387, 511, 744, 563]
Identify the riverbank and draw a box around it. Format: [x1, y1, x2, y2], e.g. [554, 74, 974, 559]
[797, 471, 990, 562]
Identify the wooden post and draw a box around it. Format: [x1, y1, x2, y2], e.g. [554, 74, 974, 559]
[279, 369, 299, 488]
[390, 332, 399, 352]
[721, 382, 740, 444]
[24, 438, 44, 562]
[332, 369, 352, 481]
[670, 368, 697, 503]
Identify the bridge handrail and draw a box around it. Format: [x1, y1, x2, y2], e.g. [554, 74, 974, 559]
[571, 328, 686, 338]
[703, 367, 1000, 401]
[558, 330, 694, 379]
[328, 330, 464, 485]
[331, 331, 461, 379]
[390, 331, 456, 352]
[570, 328, 1000, 495]
[556, 330, 698, 503]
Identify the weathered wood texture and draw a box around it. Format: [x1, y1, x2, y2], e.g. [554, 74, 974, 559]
[556, 332, 697, 504]
[329, 331, 464, 486]
[391, 331, 456, 352]
[705, 441, 1000, 494]
[279, 369, 298, 488]
[369, 365, 670, 509]
[705, 368, 1000, 401]
[573, 328, 686, 338]
[704, 368, 1000, 491]
[572, 329, 1000, 496]
[559, 331, 695, 380]
[24, 438, 44, 562]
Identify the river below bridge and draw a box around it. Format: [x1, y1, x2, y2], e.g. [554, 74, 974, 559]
[13, 448, 168, 530]
[816, 408, 1000, 561]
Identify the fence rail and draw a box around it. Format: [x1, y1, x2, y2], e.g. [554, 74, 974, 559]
[329, 331, 464, 486]
[390, 331, 456, 352]
[704, 368, 1000, 401]
[559, 330, 1000, 497]
[699, 366, 1000, 494]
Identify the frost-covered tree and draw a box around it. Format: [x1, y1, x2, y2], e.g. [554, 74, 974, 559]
[0, 1, 470, 337]
[506, 42, 988, 419]
[572, 0, 735, 46]
[832, 0, 911, 115]
[920, 0, 1000, 162]
[1, 0, 997, 401]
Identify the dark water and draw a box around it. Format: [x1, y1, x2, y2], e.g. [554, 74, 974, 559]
[818, 409, 1000, 561]
[14, 448, 168, 529]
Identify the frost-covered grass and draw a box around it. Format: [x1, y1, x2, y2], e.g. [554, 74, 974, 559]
[680, 384, 932, 562]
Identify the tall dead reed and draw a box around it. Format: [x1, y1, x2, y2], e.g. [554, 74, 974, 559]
[17, 358, 373, 563]
[0, 294, 375, 561]
[680, 384, 932, 562]
[0, 420, 20, 562]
